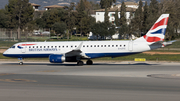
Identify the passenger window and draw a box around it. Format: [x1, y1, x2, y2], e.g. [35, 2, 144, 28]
[36, 46, 38, 48]
[104, 45, 106, 47]
[55, 46, 57, 48]
[124, 45, 126, 47]
[97, 45, 99, 47]
[91, 45, 92, 47]
[87, 45, 89, 47]
[112, 45, 114, 47]
[48, 46, 49, 48]
[116, 45, 118, 47]
[120, 45, 122, 47]
[108, 45, 110, 47]
[51, 46, 53, 48]
[94, 45, 96, 47]
[33, 46, 34, 48]
[101, 45, 103, 47]
[75, 45, 77, 47]
[59, 46, 61, 48]
[63, 46, 64, 48]
[71, 46, 73, 48]
[83, 45, 85, 47]
[44, 46, 46, 48]
[29, 46, 31, 48]
[40, 46, 42, 48]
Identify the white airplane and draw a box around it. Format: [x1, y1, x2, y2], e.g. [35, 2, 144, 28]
[3, 14, 172, 65]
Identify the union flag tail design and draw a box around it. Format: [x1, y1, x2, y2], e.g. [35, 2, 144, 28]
[143, 14, 169, 44]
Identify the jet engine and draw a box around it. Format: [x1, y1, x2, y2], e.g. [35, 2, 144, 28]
[49, 54, 65, 63]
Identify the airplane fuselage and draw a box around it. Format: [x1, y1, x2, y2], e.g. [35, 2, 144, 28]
[3, 40, 150, 59]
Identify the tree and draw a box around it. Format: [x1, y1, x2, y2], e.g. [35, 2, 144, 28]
[132, 0, 143, 36]
[35, 18, 46, 29]
[147, 0, 160, 30]
[119, 24, 128, 39]
[100, 0, 116, 9]
[0, 9, 9, 28]
[119, 1, 127, 39]
[65, 2, 76, 39]
[42, 8, 66, 29]
[5, 0, 34, 39]
[159, 0, 180, 40]
[142, 1, 149, 33]
[52, 22, 67, 37]
[104, 6, 109, 24]
[76, 0, 96, 36]
[115, 9, 119, 26]
[119, 1, 126, 26]
[91, 22, 115, 40]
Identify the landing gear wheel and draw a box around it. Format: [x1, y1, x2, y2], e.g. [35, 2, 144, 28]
[86, 60, 93, 65]
[19, 62, 23, 65]
[77, 61, 84, 66]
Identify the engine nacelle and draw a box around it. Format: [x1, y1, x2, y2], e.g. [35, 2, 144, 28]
[49, 54, 65, 63]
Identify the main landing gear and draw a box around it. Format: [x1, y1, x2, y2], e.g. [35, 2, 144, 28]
[18, 58, 23, 65]
[77, 59, 93, 66]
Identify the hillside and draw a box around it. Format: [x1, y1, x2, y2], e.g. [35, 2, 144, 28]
[0, 0, 160, 10]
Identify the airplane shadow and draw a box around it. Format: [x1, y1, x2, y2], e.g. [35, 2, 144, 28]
[1, 62, 158, 66]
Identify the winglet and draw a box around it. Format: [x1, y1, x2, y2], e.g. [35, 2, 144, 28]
[75, 41, 83, 50]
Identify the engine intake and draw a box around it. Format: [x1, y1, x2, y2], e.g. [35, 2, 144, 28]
[49, 54, 65, 63]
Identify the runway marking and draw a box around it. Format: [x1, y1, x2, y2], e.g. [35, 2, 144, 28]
[0, 79, 37, 82]
[147, 74, 180, 79]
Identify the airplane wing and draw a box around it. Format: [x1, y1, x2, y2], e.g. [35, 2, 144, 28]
[149, 40, 176, 48]
[162, 40, 176, 47]
[64, 42, 90, 58]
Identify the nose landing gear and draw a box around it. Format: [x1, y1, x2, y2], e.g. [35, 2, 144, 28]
[18, 58, 23, 65]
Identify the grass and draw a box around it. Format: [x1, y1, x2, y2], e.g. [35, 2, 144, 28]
[1, 53, 180, 61]
[94, 53, 180, 61]
[0, 36, 89, 48]
[1, 36, 180, 48]
[165, 39, 180, 48]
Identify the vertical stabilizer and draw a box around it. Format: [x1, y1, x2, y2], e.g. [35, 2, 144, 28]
[135, 14, 169, 45]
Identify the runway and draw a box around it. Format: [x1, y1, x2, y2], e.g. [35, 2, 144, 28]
[0, 61, 180, 101]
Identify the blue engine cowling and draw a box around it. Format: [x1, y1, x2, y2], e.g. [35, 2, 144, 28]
[49, 54, 65, 63]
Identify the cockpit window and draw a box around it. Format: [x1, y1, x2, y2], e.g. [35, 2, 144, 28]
[10, 45, 15, 48]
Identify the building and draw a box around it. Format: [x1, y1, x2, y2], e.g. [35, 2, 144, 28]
[44, 5, 64, 10]
[116, 2, 138, 9]
[94, 2, 138, 25]
[31, 3, 41, 11]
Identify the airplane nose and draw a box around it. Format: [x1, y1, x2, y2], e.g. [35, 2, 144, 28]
[3, 50, 8, 56]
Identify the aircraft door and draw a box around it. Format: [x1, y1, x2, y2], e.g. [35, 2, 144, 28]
[128, 41, 133, 51]
[21, 43, 26, 53]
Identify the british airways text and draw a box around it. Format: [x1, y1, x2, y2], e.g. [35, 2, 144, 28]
[29, 48, 58, 51]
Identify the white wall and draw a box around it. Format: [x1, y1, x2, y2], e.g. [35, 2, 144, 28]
[95, 11, 132, 25]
